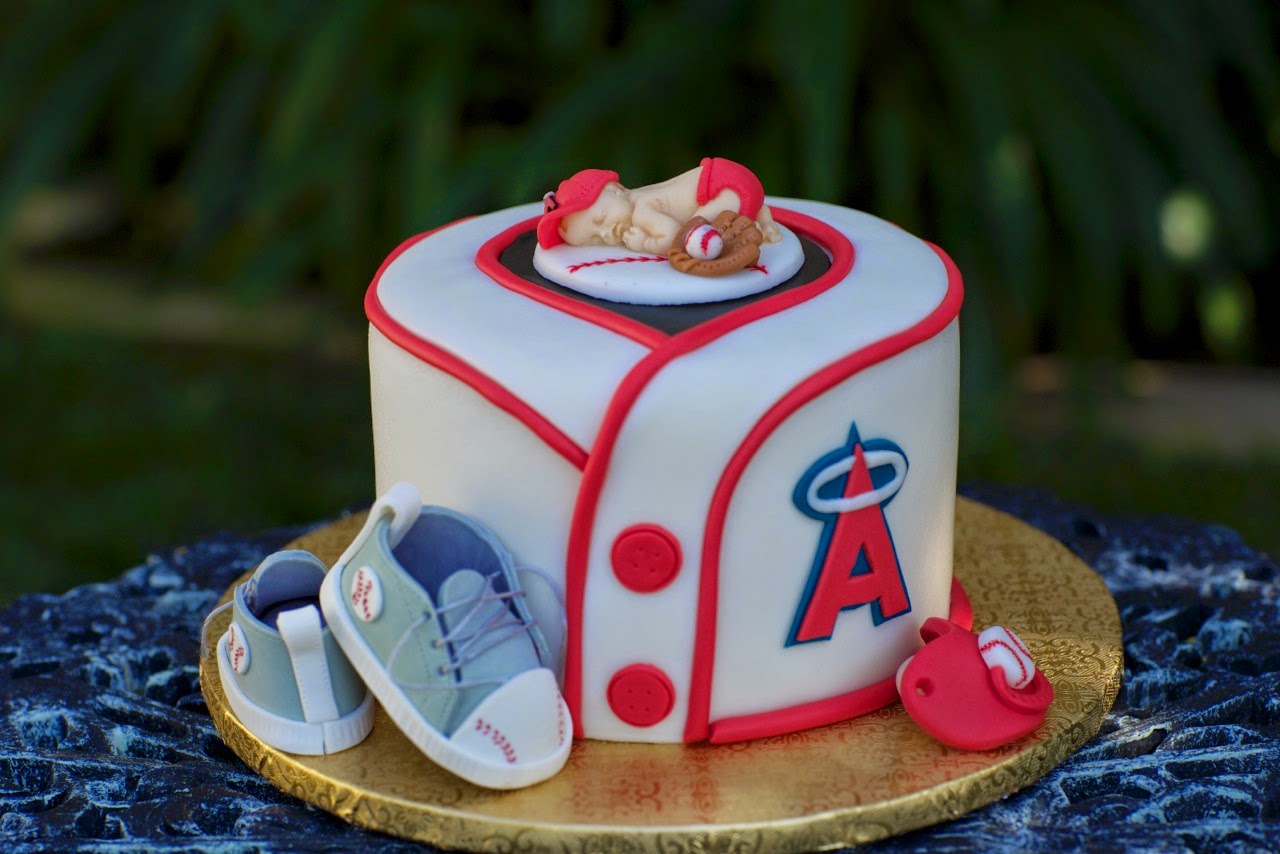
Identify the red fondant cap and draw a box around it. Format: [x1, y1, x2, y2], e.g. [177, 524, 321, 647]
[898, 617, 1053, 751]
[537, 168, 620, 249]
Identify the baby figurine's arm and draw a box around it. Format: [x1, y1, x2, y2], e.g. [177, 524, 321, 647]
[621, 167, 704, 254]
[623, 204, 685, 254]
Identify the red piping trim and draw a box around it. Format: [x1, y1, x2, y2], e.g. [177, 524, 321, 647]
[685, 242, 965, 742]
[365, 222, 589, 471]
[709, 674, 899, 744]
[476, 217, 669, 350]
[561, 209, 855, 737]
[707, 577, 973, 743]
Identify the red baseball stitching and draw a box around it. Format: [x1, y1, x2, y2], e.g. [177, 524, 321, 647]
[1006, 628, 1033, 659]
[565, 256, 768, 275]
[351, 569, 374, 621]
[698, 227, 716, 256]
[566, 255, 665, 273]
[475, 718, 518, 764]
[980, 638, 1030, 687]
[228, 626, 245, 672]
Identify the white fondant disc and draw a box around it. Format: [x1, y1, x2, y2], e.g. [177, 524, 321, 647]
[532, 224, 805, 306]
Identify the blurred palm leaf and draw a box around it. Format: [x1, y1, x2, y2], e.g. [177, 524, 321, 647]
[1, 0, 1275, 399]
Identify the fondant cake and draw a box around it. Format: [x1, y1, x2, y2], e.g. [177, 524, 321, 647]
[365, 161, 966, 745]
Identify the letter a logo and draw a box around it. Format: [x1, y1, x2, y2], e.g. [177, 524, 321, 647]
[787, 423, 911, 646]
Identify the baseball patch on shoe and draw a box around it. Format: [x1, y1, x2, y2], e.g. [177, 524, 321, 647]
[226, 622, 251, 675]
[350, 565, 383, 622]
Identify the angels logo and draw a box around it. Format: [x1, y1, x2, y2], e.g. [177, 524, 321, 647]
[788, 423, 911, 646]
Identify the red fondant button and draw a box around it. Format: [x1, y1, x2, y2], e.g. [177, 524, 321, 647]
[607, 664, 675, 727]
[611, 525, 682, 592]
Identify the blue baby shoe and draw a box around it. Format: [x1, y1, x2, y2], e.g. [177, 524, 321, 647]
[218, 550, 375, 755]
[320, 483, 571, 789]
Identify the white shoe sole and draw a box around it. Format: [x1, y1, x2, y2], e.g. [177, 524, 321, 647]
[320, 563, 571, 789]
[217, 630, 375, 755]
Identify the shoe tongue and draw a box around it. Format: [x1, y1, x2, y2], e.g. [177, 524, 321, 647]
[438, 569, 490, 616]
[437, 569, 538, 682]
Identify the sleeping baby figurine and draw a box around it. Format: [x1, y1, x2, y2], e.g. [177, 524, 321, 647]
[537, 157, 783, 256]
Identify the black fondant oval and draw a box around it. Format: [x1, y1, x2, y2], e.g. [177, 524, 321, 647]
[498, 231, 832, 338]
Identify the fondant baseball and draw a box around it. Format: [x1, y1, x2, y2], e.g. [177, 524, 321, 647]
[978, 625, 1037, 689]
[683, 223, 723, 260]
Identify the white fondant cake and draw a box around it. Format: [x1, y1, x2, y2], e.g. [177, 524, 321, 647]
[366, 197, 963, 744]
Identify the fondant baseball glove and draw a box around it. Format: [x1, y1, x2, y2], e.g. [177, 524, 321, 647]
[668, 210, 763, 277]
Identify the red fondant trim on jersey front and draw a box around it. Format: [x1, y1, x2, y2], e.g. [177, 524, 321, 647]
[365, 223, 589, 471]
[705, 578, 973, 744]
[561, 209, 856, 736]
[709, 675, 898, 744]
[684, 242, 965, 743]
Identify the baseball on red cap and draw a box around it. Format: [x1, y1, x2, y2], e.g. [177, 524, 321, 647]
[537, 168, 620, 249]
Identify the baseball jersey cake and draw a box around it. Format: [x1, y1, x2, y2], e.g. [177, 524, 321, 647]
[365, 159, 965, 744]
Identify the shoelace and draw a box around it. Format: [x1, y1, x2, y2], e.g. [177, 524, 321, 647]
[388, 571, 535, 691]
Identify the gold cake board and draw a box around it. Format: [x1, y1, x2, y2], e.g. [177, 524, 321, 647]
[200, 498, 1122, 852]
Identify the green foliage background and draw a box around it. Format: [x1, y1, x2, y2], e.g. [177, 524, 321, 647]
[2, 1, 1277, 595]
[6, 1, 1277, 366]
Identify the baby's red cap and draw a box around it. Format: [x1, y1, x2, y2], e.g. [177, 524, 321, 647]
[537, 168, 620, 248]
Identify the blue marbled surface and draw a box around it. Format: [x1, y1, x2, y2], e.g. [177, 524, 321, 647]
[1, 488, 1277, 852]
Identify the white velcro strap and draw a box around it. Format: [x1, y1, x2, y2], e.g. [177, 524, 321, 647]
[277, 606, 341, 724]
